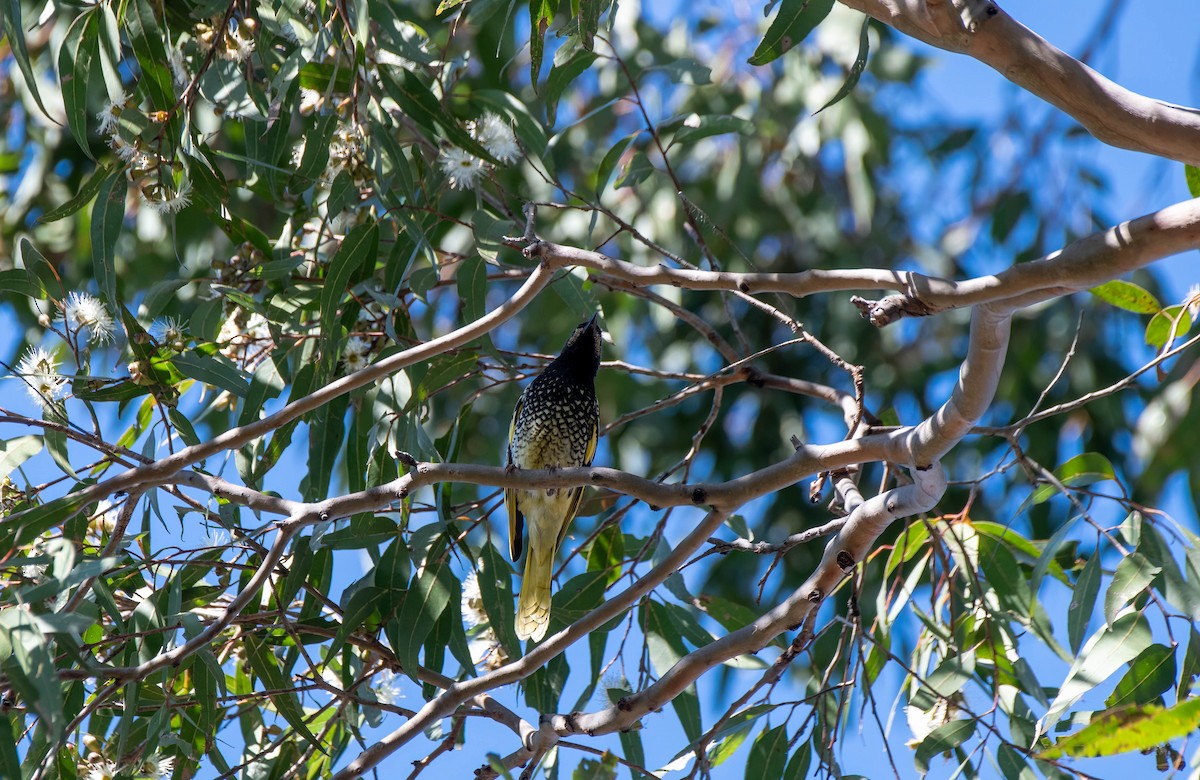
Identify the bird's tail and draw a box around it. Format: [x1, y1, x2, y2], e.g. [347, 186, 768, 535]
[516, 544, 554, 642]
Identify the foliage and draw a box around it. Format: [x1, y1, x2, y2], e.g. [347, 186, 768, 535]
[0, 0, 1198, 778]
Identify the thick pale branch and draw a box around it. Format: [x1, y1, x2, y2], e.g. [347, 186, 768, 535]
[853, 198, 1200, 325]
[837, 0, 1200, 166]
[520, 198, 1200, 324]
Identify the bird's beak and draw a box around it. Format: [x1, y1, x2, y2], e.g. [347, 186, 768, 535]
[587, 313, 600, 330]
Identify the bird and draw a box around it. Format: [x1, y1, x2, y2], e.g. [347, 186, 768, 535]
[505, 314, 602, 642]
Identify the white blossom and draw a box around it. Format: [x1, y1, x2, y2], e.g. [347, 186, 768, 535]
[141, 179, 192, 215]
[438, 147, 487, 190]
[16, 346, 67, 410]
[168, 46, 189, 86]
[96, 91, 130, 136]
[341, 336, 372, 373]
[22, 536, 49, 581]
[87, 499, 119, 540]
[84, 759, 118, 780]
[62, 291, 116, 345]
[1186, 283, 1200, 319]
[471, 112, 520, 164]
[220, 23, 255, 63]
[138, 752, 175, 779]
[218, 310, 273, 369]
[150, 316, 188, 348]
[461, 570, 487, 628]
[372, 668, 404, 705]
[298, 87, 323, 117]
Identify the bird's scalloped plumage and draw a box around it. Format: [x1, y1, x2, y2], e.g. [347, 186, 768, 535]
[505, 315, 602, 642]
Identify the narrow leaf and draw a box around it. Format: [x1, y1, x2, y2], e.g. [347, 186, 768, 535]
[748, 0, 835, 66]
[1039, 698, 1200, 759]
[815, 17, 869, 113]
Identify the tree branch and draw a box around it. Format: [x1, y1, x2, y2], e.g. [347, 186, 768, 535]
[837, 0, 1200, 166]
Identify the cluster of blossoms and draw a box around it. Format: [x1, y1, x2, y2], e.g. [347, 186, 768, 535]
[217, 309, 274, 371]
[461, 571, 510, 671]
[371, 668, 404, 706]
[62, 291, 116, 347]
[196, 16, 257, 63]
[437, 112, 522, 190]
[97, 91, 192, 215]
[149, 316, 189, 352]
[16, 346, 66, 411]
[15, 292, 116, 411]
[291, 120, 373, 191]
[85, 499, 119, 543]
[78, 739, 174, 780]
[212, 241, 265, 289]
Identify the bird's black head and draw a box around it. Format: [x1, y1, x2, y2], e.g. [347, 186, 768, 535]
[555, 313, 603, 376]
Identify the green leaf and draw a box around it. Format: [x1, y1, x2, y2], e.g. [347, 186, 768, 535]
[392, 564, 453, 680]
[913, 719, 975, 774]
[529, 0, 554, 90]
[457, 255, 489, 325]
[0, 712, 20, 780]
[0, 608, 63, 740]
[1031, 452, 1116, 504]
[172, 351, 251, 397]
[379, 68, 495, 161]
[784, 741, 811, 779]
[1068, 552, 1101, 654]
[614, 151, 657, 189]
[979, 538, 1030, 618]
[125, 0, 175, 109]
[321, 221, 379, 343]
[242, 636, 320, 746]
[991, 190, 1032, 243]
[0, 268, 44, 299]
[1106, 643, 1175, 708]
[595, 134, 637, 196]
[1038, 698, 1200, 760]
[747, 0, 835, 66]
[90, 167, 126, 307]
[43, 423, 78, 480]
[572, 750, 617, 780]
[303, 394, 347, 502]
[551, 571, 608, 628]
[1145, 305, 1193, 348]
[477, 542, 522, 662]
[815, 17, 870, 113]
[0, 0, 53, 120]
[1104, 552, 1160, 626]
[1040, 612, 1152, 734]
[544, 49, 596, 126]
[1186, 164, 1200, 198]
[647, 58, 711, 85]
[619, 730, 647, 777]
[1090, 280, 1162, 314]
[586, 523, 625, 585]
[0, 435, 43, 480]
[1182, 625, 1200, 699]
[57, 9, 100, 157]
[642, 601, 702, 741]
[672, 115, 755, 146]
[746, 724, 788, 780]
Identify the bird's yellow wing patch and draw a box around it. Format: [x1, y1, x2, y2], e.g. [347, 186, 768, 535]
[584, 414, 598, 466]
[506, 396, 524, 561]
